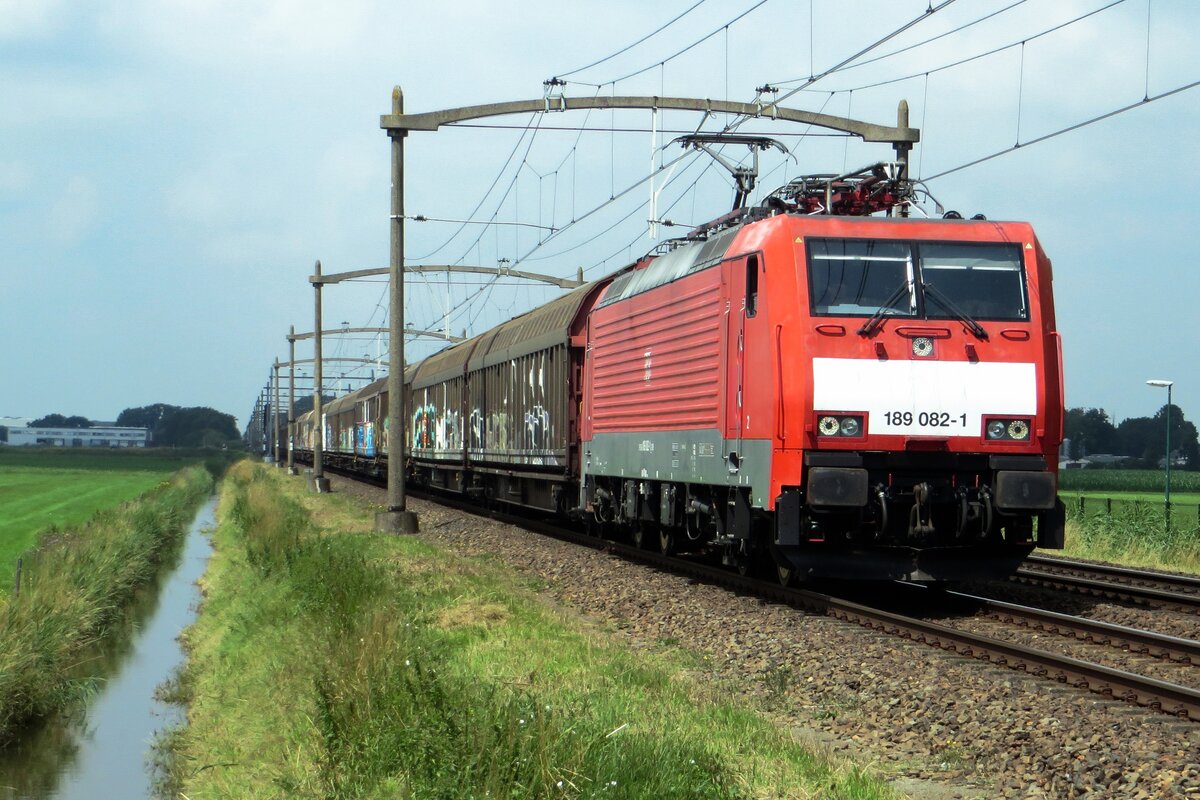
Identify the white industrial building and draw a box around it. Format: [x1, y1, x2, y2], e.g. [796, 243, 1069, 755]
[6, 426, 149, 448]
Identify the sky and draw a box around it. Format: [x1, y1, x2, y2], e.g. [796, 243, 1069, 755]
[1, 0, 1196, 430]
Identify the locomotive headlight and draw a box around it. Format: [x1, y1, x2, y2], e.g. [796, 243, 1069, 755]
[818, 416, 841, 436]
[984, 417, 1034, 442]
[1007, 419, 1030, 440]
[817, 413, 866, 438]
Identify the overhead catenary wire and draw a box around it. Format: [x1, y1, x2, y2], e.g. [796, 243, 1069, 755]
[819, 0, 1128, 95]
[425, 81, 837, 335]
[552, 0, 710, 80]
[442, 111, 548, 267]
[923, 75, 1200, 182]
[595, 0, 773, 87]
[431, 144, 709, 334]
[421, 122, 740, 336]
[769, 0, 960, 107]
[410, 111, 545, 261]
[770, 0, 1027, 86]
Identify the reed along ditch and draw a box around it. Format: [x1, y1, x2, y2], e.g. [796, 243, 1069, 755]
[0, 471, 216, 800]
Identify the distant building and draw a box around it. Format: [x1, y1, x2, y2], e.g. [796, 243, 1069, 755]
[6, 426, 149, 448]
[1081, 453, 1132, 467]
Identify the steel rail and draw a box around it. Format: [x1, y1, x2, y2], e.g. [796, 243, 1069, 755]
[1012, 567, 1200, 614]
[1024, 554, 1200, 593]
[945, 589, 1200, 665]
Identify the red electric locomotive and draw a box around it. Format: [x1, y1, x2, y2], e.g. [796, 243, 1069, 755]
[582, 193, 1065, 582]
[293, 166, 1065, 583]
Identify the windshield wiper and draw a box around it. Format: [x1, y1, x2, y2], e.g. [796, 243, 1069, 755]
[923, 282, 988, 340]
[857, 282, 912, 336]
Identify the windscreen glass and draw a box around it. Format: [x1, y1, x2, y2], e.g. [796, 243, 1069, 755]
[918, 243, 1028, 321]
[808, 238, 1029, 321]
[808, 239, 915, 317]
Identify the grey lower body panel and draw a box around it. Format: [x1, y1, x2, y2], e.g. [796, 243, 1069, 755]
[584, 431, 773, 507]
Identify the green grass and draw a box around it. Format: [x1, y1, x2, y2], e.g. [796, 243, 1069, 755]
[162, 463, 897, 799]
[1059, 491, 1200, 546]
[0, 446, 228, 473]
[0, 469, 166, 588]
[1061, 498, 1200, 574]
[1059, 468, 1200, 494]
[1063, 491, 1200, 504]
[0, 465, 213, 743]
[0, 448, 236, 589]
[1056, 471, 1200, 571]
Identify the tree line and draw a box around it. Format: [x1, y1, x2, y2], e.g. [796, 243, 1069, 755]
[5, 405, 241, 448]
[1066, 404, 1198, 468]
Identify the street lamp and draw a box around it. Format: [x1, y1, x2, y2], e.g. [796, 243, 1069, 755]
[1146, 379, 1174, 533]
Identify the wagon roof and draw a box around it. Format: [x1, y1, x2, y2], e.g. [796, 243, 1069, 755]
[467, 280, 608, 370]
[411, 333, 485, 388]
[323, 375, 388, 415]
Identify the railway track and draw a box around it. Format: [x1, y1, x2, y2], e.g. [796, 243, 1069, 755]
[394, 483, 1200, 722]
[1014, 554, 1200, 613]
[939, 587, 1200, 665]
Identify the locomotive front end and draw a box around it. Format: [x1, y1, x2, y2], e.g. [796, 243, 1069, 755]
[776, 218, 1065, 581]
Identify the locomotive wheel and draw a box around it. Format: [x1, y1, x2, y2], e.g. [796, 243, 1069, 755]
[658, 527, 676, 556]
[769, 546, 795, 587]
[732, 540, 765, 578]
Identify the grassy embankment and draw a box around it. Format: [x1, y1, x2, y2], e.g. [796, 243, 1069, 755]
[163, 462, 897, 799]
[0, 454, 218, 744]
[1058, 469, 1200, 572]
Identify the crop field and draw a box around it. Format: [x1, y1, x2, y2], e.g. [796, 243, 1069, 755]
[1059, 469, 1200, 494]
[0, 449, 197, 589]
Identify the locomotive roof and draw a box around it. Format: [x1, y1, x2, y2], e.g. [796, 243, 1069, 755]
[597, 226, 739, 309]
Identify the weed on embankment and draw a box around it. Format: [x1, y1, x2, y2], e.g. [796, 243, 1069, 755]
[0, 465, 214, 744]
[1062, 498, 1200, 573]
[163, 462, 896, 799]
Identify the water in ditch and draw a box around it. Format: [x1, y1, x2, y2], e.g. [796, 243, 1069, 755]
[0, 496, 218, 800]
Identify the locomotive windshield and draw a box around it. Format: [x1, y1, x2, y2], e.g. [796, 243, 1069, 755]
[808, 239, 915, 317]
[807, 238, 1028, 321]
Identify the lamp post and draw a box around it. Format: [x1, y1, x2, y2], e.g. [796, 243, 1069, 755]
[1146, 379, 1174, 533]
